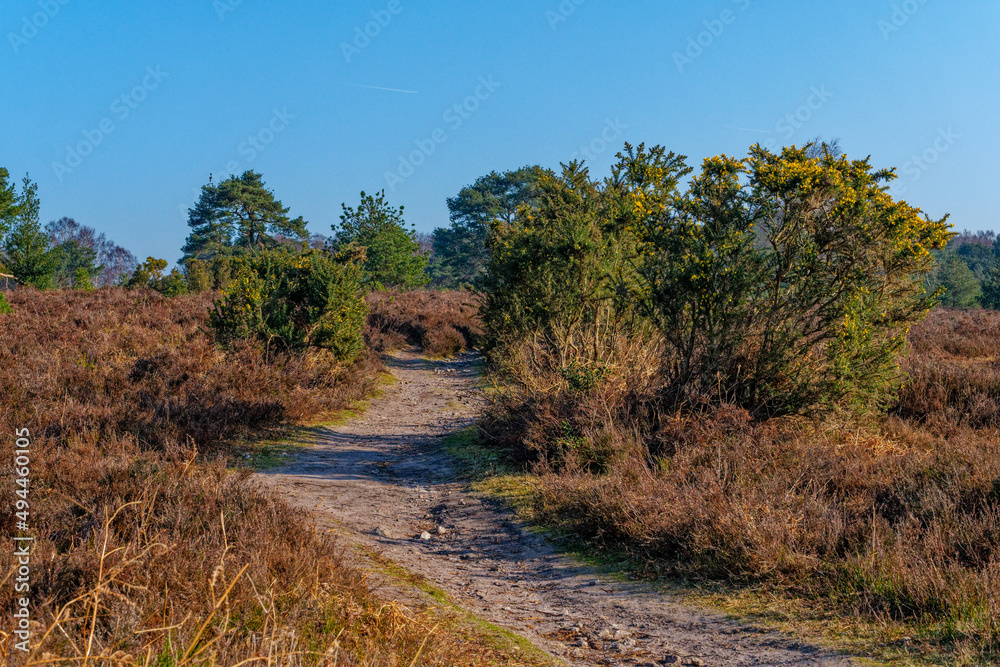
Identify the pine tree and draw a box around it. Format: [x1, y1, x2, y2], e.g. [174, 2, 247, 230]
[73, 267, 95, 291]
[0, 168, 17, 235]
[331, 191, 427, 289]
[52, 239, 100, 288]
[928, 251, 982, 308]
[181, 181, 229, 261]
[181, 171, 308, 263]
[2, 175, 60, 289]
[430, 166, 550, 287]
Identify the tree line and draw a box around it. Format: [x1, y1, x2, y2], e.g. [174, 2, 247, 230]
[0, 169, 136, 297]
[2, 151, 994, 318]
[925, 231, 1000, 309]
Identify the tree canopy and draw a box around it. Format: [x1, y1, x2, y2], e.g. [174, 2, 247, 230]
[46, 217, 137, 287]
[182, 171, 308, 263]
[918, 232, 1000, 309]
[429, 165, 551, 287]
[331, 190, 427, 289]
[0, 168, 17, 234]
[2, 175, 61, 289]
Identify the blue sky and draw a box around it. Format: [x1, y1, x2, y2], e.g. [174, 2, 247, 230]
[1, 0, 997, 263]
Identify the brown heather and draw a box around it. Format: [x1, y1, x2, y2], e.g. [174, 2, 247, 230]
[483, 309, 1000, 661]
[897, 308, 1000, 427]
[0, 288, 529, 666]
[365, 290, 482, 358]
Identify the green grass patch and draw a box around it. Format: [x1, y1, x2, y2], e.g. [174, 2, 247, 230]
[442, 427, 522, 481]
[240, 441, 306, 469]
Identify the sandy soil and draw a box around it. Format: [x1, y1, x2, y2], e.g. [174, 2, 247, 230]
[258, 349, 860, 667]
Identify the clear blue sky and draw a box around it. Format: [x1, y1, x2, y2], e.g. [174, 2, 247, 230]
[2, 0, 997, 263]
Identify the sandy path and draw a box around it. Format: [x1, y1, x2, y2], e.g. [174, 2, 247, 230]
[259, 350, 859, 667]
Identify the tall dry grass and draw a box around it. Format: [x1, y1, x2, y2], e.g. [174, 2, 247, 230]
[0, 288, 529, 665]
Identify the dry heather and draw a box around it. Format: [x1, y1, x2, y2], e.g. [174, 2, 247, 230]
[366, 290, 482, 357]
[0, 288, 527, 666]
[482, 309, 1000, 661]
[897, 308, 1000, 427]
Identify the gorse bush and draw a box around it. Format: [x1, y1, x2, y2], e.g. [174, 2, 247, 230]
[643, 144, 952, 415]
[125, 256, 168, 288]
[499, 311, 1000, 660]
[183, 256, 213, 292]
[209, 247, 366, 359]
[183, 254, 239, 292]
[480, 142, 952, 418]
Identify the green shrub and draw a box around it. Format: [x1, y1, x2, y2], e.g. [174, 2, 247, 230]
[479, 154, 680, 380]
[72, 267, 95, 291]
[158, 268, 189, 297]
[209, 248, 366, 359]
[126, 257, 168, 289]
[183, 258, 212, 293]
[126, 258, 192, 297]
[0, 292, 11, 314]
[480, 142, 953, 417]
[637, 144, 951, 415]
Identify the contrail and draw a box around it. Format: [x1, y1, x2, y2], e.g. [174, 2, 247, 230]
[339, 83, 419, 94]
[724, 125, 773, 134]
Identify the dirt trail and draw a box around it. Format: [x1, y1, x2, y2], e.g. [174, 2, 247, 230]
[259, 350, 859, 667]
